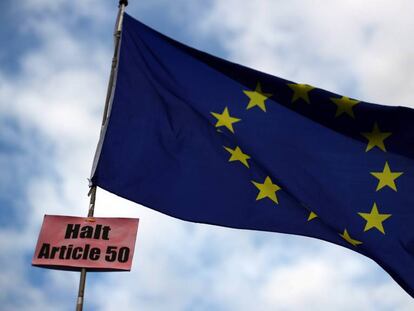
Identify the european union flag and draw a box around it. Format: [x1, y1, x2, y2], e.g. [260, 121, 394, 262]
[91, 13, 414, 297]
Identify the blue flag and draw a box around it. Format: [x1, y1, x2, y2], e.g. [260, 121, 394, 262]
[92, 13, 414, 297]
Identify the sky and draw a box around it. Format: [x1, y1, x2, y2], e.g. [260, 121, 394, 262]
[1, 0, 414, 310]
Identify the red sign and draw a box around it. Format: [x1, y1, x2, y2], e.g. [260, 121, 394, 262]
[32, 215, 139, 271]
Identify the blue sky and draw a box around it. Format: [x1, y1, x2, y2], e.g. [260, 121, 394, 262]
[1, 0, 414, 310]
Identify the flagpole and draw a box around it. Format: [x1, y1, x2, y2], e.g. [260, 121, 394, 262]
[75, 1, 128, 310]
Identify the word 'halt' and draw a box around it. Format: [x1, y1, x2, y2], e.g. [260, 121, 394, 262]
[65, 224, 111, 240]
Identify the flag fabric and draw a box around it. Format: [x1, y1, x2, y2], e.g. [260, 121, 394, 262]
[91, 13, 414, 297]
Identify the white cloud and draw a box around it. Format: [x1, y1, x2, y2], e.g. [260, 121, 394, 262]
[1, 0, 414, 310]
[199, 0, 414, 106]
[261, 253, 412, 311]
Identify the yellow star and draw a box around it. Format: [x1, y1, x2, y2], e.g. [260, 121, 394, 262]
[370, 161, 403, 191]
[252, 176, 281, 204]
[358, 202, 391, 234]
[307, 211, 318, 221]
[223, 146, 251, 168]
[330, 96, 360, 118]
[339, 229, 363, 247]
[287, 83, 314, 104]
[211, 107, 241, 133]
[243, 82, 272, 112]
[361, 122, 392, 152]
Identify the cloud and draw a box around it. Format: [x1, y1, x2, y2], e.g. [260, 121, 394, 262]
[199, 0, 414, 106]
[1, 0, 414, 310]
[0, 1, 112, 309]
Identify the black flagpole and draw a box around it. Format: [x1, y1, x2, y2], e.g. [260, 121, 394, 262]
[75, 1, 128, 310]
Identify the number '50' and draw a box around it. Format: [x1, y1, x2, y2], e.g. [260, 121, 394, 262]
[105, 246, 130, 263]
